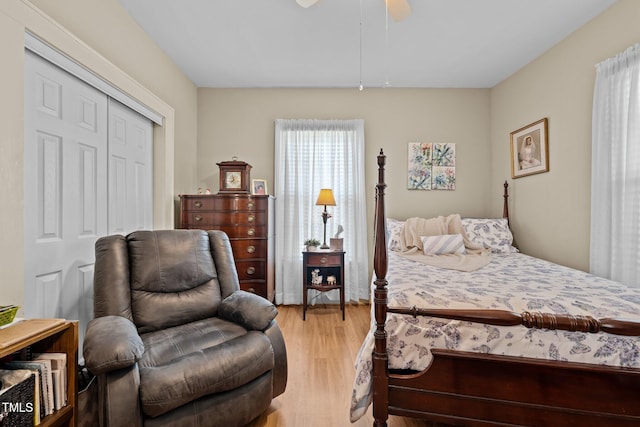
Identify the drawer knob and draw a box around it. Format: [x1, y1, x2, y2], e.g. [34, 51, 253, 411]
[194, 215, 203, 222]
[248, 215, 255, 222]
[194, 201, 203, 208]
[247, 202, 254, 209]
[246, 266, 256, 275]
[320, 256, 327, 264]
[247, 228, 255, 236]
[247, 245, 256, 254]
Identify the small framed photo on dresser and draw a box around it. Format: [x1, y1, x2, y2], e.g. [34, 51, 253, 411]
[252, 179, 268, 195]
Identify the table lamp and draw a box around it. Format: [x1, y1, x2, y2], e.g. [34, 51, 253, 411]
[315, 188, 336, 249]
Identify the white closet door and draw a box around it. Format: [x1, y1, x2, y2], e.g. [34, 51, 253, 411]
[23, 51, 108, 331]
[24, 51, 153, 356]
[107, 98, 153, 235]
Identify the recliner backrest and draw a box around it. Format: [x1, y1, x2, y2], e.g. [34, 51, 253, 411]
[94, 229, 241, 334]
[128, 230, 222, 333]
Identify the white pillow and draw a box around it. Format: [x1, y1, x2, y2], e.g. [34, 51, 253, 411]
[421, 234, 466, 255]
[461, 218, 517, 254]
[386, 218, 405, 252]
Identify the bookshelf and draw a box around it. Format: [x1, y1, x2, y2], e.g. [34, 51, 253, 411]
[0, 319, 78, 427]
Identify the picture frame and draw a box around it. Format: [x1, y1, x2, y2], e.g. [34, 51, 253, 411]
[407, 142, 456, 190]
[252, 179, 268, 195]
[510, 118, 549, 179]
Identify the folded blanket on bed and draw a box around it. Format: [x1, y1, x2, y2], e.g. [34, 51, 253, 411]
[399, 214, 491, 271]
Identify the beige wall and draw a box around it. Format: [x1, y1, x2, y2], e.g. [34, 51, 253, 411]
[490, 0, 640, 271]
[0, 0, 198, 309]
[198, 88, 492, 247]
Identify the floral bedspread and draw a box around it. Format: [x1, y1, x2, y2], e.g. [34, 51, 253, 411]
[350, 251, 640, 421]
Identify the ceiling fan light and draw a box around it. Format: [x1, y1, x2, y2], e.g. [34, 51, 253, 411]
[296, 0, 320, 8]
[385, 0, 411, 22]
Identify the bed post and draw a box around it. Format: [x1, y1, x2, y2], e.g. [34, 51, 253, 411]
[503, 180, 510, 224]
[372, 149, 389, 427]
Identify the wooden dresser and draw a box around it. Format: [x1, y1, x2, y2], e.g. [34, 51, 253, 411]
[179, 194, 275, 301]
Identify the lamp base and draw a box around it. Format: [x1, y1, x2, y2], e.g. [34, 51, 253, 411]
[320, 243, 330, 249]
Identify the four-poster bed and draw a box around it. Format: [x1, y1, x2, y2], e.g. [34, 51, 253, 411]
[355, 149, 640, 427]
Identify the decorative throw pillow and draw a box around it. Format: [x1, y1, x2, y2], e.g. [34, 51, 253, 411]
[421, 234, 466, 255]
[461, 218, 517, 254]
[386, 218, 405, 252]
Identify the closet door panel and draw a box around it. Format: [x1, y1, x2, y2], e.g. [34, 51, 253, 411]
[108, 98, 153, 234]
[24, 51, 108, 335]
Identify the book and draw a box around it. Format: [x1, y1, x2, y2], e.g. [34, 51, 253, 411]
[33, 353, 67, 410]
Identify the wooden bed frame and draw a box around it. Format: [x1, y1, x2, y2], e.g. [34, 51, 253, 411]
[371, 149, 640, 427]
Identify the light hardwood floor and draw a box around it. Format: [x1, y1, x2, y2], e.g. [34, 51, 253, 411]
[247, 304, 429, 427]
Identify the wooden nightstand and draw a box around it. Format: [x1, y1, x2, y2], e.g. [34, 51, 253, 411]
[302, 251, 345, 320]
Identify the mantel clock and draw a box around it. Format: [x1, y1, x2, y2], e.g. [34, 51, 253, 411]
[217, 158, 252, 193]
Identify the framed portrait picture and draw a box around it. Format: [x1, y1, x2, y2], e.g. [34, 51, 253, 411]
[252, 179, 268, 195]
[510, 118, 549, 179]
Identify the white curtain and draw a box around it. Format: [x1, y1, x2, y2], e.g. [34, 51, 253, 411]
[590, 44, 640, 287]
[274, 119, 369, 304]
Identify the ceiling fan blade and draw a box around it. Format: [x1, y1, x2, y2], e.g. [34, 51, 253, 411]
[296, 0, 320, 8]
[385, 0, 411, 22]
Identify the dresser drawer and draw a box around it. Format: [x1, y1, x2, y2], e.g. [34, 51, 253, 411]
[182, 212, 216, 227]
[181, 196, 216, 211]
[217, 224, 267, 238]
[236, 260, 266, 280]
[230, 239, 267, 260]
[180, 196, 268, 212]
[210, 212, 265, 226]
[240, 281, 266, 297]
[213, 197, 267, 212]
[305, 253, 343, 266]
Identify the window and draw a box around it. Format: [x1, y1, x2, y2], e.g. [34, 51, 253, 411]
[591, 43, 640, 287]
[274, 119, 369, 304]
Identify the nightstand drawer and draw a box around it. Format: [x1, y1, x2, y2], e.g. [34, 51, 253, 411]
[305, 253, 342, 266]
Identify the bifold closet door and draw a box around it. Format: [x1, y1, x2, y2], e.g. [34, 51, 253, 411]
[23, 50, 108, 330]
[23, 51, 153, 353]
[107, 98, 153, 235]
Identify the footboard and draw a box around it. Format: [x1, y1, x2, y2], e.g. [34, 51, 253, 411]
[387, 350, 640, 426]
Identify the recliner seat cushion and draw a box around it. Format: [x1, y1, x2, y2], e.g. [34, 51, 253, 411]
[139, 317, 247, 368]
[139, 330, 274, 417]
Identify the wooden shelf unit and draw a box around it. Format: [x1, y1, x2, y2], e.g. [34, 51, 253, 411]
[0, 319, 78, 427]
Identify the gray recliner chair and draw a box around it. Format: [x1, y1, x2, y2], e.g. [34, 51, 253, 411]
[82, 229, 287, 427]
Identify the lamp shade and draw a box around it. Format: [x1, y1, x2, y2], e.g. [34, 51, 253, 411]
[315, 189, 336, 206]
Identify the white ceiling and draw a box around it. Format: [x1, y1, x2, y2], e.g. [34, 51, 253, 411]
[117, 0, 616, 89]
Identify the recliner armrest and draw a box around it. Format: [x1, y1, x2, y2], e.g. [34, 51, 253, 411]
[218, 290, 278, 331]
[83, 315, 145, 375]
